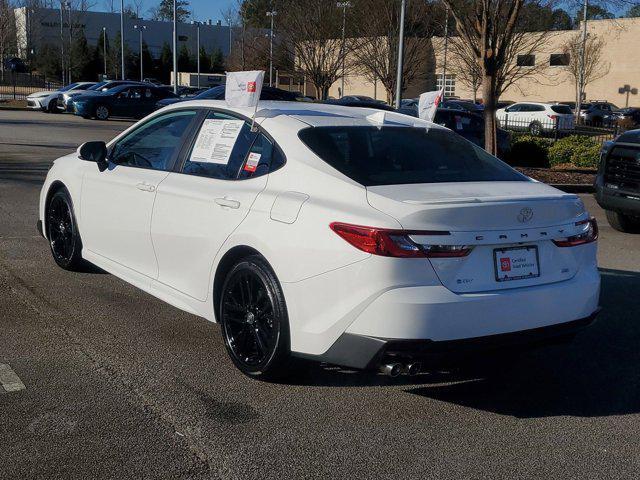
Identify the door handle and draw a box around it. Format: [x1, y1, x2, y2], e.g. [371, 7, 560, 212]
[215, 197, 241, 209]
[136, 182, 156, 192]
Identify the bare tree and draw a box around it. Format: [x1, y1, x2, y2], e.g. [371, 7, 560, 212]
[563, 33, 610, 107]
[442, 1, 556, 155]
[350, 0, 435, 104]
[277, 0, 352, 100]
[0, 0, 16, 73]
[445, 37, 483, 101]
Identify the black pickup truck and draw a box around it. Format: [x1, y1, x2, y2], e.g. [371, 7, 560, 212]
[595, 129, 640, 232]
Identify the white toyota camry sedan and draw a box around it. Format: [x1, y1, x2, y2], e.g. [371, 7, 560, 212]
[38, 101, 600, 379]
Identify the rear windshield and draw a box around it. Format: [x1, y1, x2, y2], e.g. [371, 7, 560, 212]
[298, 126, 527, 186]
[551, 105, 573, 114]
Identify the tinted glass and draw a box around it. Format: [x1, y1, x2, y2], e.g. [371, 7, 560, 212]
[551, 105, 573, 114]
[237, 133, 286, 180]
[298, 126, 527, 186]
[60, 83, 80, 92]
[183, 111, 258, 180]
[111, 110, 197, 170]
[195, 86, 226, 99]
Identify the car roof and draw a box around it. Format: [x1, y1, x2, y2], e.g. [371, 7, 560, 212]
[165, 99, 440, 129]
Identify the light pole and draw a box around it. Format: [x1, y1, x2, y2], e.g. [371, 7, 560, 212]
[172, 0, 178, 94]
[66, 2, 72, 83]
[133, 24, 147, 81]
[227, 17, 232, 61]
[576, 0, 588, 123]
[441, 6, 449, 96]
[102, 27, 107, 77]
[337, 1, 351, 98]
[394, 0, 406, 109]
[59, 2, 65, 84]
[266, 10, 276, 87]
[120, 0, 125, 80]
[194, 22, 201, 89]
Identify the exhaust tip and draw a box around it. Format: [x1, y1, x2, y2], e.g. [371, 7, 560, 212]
[406, 362, 421, 376]
[380, 363, 402, 377]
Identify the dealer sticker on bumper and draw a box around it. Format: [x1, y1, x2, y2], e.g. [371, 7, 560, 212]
[494, 246, 540, 282]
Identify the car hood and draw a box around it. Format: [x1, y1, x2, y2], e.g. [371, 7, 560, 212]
[27, 90, 56, 99]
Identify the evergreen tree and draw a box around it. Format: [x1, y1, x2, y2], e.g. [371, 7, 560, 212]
[210, 48, 225, 73]
[36, 43, 61, 79]
[141, 40, 153, 79]
[178, 43, 193, 71]
[159, 42, 173, 83]
[198, 46, 211, 72]
[70, 29, 93, 81]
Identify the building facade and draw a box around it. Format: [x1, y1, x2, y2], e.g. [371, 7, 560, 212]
[331, 17, 640, 107]
[13, 7, 231, 61]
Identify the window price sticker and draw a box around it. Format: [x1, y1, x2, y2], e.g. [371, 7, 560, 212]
[244, 152, 261, 172]
[190, 119, 244, 164]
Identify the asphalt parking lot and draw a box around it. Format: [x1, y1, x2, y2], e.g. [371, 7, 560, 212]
[1, 109, 640, 479]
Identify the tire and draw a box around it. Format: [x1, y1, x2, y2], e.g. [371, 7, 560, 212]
[47, 99, 59, 113]
[528, 121, 542, 136]
[219, 255, 293, 380]
[95, 104, 110, 120]
[46, 187, 85, 271]
[605, 210, 640, 233]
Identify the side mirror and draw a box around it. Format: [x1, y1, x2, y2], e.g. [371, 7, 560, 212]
[78, 141, 108, 172]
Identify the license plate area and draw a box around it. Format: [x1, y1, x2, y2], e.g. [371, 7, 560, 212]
[494, 246, 540, 282]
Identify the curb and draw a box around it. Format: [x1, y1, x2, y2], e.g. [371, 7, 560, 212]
[550, 184, 595, 194]
[0, 106, 31, 111]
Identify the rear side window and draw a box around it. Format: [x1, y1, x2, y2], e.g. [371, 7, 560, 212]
[298, 126, 527, 187]
[237, 133, 286, 180]
[551, 105, 573, 114]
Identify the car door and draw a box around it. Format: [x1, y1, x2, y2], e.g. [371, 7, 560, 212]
[140, 87, 158, 116]
[150, 109, 283, 301]
[80, 109, 200, 279]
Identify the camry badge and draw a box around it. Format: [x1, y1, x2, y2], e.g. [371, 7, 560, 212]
[518, 207, 534, 223]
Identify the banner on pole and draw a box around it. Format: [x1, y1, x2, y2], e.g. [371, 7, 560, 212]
[225, 70, 265, 108]
[417, 88, 444, 122]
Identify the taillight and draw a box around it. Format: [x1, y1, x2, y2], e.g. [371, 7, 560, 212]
[329, 222, 472, 258]
[548, 114, 558, 120]
[553, 217, 598, 247]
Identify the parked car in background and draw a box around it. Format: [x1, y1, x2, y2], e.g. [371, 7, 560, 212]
[142, 77, 163, 86]
[496, 102, 575, 136]
[27, 82, 95, 112]
[72, 84, 177, 120]
[60, 80, 149, 112]
[496, 100, 515, 110]
[595, 129, 640, 232]
[155, 85, 305, 110]
[605, 107, 640, 129]
[440, 99, 484, 113]
[324, 97, 396, 111]
[398, 105, 511, 158]
[331, 95, 387, 105]
[579, 101, 620, 126]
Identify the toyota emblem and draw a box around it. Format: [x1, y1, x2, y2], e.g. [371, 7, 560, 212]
[518, 207, 533, 223]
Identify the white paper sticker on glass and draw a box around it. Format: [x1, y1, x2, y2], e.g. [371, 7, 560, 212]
[190, 119, 244, 164]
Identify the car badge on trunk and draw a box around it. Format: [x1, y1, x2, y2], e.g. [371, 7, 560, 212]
[518, 207, 533, 223]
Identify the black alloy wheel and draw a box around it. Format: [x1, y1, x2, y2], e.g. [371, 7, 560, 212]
[47, 189, 84, 270]
[220, 255, 292, 379]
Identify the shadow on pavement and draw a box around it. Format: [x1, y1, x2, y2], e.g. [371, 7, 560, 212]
[0, 159, 50, 185]
[405, 268, 640, 417]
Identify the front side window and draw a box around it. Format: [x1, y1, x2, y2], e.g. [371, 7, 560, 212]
[111, 110, 198, 170]
[182, 111, 257, 180]
[298, 126, 527, 187]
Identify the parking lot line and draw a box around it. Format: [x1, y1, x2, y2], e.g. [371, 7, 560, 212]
[0, 363, 26, 392]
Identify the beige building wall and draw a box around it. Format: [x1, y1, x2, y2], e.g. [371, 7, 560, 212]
[434, 17, 640, 107]
[328, 17, 640, 107]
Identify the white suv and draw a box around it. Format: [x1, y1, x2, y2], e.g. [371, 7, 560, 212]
[496, 102, 575, 136]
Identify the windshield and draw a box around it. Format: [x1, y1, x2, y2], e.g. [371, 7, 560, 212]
[60, 83, 80, 92]
[196, 86, 225, 99]
[298, 126, 527, 187]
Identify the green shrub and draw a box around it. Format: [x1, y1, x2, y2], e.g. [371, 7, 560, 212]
[548, 135, 601, 169]
[505, 135, 552, 168]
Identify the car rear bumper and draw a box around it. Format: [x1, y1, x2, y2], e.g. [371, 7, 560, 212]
[307, 309, 599, 370]
[295, 266, 600, 370]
